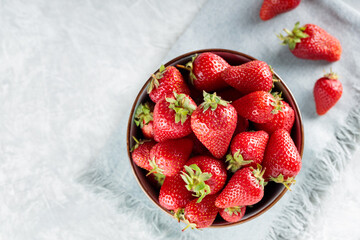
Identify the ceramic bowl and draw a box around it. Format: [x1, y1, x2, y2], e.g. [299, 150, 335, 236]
[126, 49, 304, 227]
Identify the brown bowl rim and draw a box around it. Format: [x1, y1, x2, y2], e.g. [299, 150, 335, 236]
[126, 48, 304, 228]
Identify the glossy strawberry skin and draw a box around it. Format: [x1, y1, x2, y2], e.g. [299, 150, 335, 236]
[232, 91, 277, 123]
[159, 174, 194, 211]
[185, 156, 227, 195]
[192, 52, 230, 91]
[254, 101, 295, 134]
[184, 194, 219, 229]
[142, 120, 154, 139]
[221, 61, 273, 95]
[291, 24, 342, 62]
[150, 138, 193, 177]
[230, 131, 269, 168]
[149, 66, 190, 103]
[314, 76, 343, 115]
[215, 167, 264, 208]
[191, 103, 237, 159]
[262, 129, 301, 180]
[131, 140, 157, 171]
[260, 0, 301, 21]
[153, 94, 196, 142]
[219, 206, 246, 223]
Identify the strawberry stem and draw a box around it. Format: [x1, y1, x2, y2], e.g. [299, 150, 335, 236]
[226, 151, 253, 173]
[147, 65, 166, 94]
[277, 22, 309, 50]
[130, 136, 151, 152]
[134, 102, 153, 128]
[176, 54, 198, 85]
[270, 92, 284, 114]
[147, 158, 164, 176]
[181, 164, 212, 203]
[166, 92, 196, 124]
[224, 206, 243, 216]
[270, 174, 296, 191]
[200, 91, 229, 112]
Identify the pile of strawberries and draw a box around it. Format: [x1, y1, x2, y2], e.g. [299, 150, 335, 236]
[131, 52, 303, 230]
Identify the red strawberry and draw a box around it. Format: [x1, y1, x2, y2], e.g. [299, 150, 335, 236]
[221, 61, 273, 95]
[278, 22, 342, 62]
[219, 206, 246, 223]
[147, 65, 190, 103]
[226, 131, 269, 172]
[216, 87, 244, 102]
[314, 71, 343, 115]
[262, 129, 302, 189]
[178, 52, 229, 91]
[191, 92, 237, 159]
[254, 100, 295, 133]
[234, 115, 249, 135]
[159, 174, 194, 211]
[232, 91, 283, 123]
[134, 102, 155, 139]
[181, 156, 227, 202]
[182, 195, 219, 230]
[215, 166, 265, 208]
[131, 137, 157, 171]
[260, 0, 301, 21]
[153, 92, 197, 142]
[149, 138, 193, 177]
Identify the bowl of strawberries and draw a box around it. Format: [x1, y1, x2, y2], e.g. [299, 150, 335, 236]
[127, 49, 304, 229]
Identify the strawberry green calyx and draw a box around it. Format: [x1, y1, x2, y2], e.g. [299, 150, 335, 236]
[250, 164, 266, 188]
[200, 91, 229, 112]
[176, 54, 198, 85]
[224, 206, 243, 216]
[166, 92, 196, 124]
[147, 65, 166, 94]
[270, 92, 284, 114]
[269, 65, 280, 89]
[147, 158, 164, 176]
[152, 172, 165, 186]
[278, 22, 309, 50]
[181, 164, 212, 203]
[225, 151, 253, 173]
[130, 136, 151, 152]
[270, 174, 296, 191]
[134, 102, 153, 128]
[173, 208, 185, 222]
[324, 70, 338, 80]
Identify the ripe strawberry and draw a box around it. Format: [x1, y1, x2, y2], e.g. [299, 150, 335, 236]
[262, 129, 301, 189]
[191, 92, 237, 159]
[232, 91, 283, 123]
[221, 61, 273, 95]
[313, 71, 343, 115]
[134, 102, 155, 139]
[159, 174, 194, 211]
[131, 137, 157, 171]
[254, 100, 295, 134]
[149, 138, 193, 177]
[147, 65, 190, 103]
[260, 0, 301, 21]
[278, 22, 342, 62]
[226, 131, 269, 172]
[234, 115, 249, 135]
[219, 206, 246, 223]
[182, 194, 219, 230]
[181, 156, 227, 202]
[178, 52, 229, 91]
[153, 92, 197, 142]
[215, 166, 265, 208]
